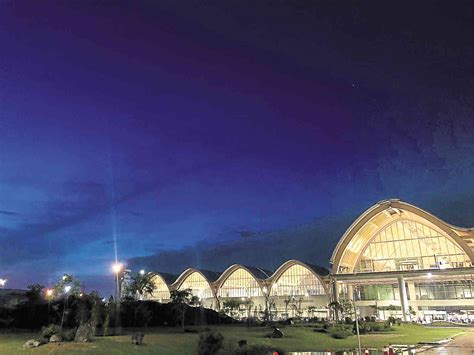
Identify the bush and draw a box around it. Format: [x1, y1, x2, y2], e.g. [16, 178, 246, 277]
[198, 332, 224, 355]
[184, 328, 199, 333]
[40, 324, 61, 339]
[328, 325, 352, 339]
[313, 327, 327, 333]
[234, 344, 285, 355]
[344, 317, 353, 324]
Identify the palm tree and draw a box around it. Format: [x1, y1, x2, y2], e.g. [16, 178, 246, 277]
[127, 272, 155, 300]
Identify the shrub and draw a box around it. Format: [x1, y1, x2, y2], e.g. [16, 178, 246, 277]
[234, 344, 285, 355]
[184, 328, 199, 333]
[198, 332, 224, 355]
[344, 316, 353, 324]
[313, 327, 327, 333]
[40, 324, 61, 339]
[329, 325, 352, 339]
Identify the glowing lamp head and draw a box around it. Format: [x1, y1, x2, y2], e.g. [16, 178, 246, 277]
[64, 285, 72, 293]
[112, 262, 123, 274]
[0, 279, 7, 287]
[46, 289, 53, 297]
[139, 269, 145, 275]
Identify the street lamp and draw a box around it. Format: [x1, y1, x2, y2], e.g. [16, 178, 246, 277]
[60, 285, 72, 331]
[111, 262, 123, 300]
[112, 262, 124, 332]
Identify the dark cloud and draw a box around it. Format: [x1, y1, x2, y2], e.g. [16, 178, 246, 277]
[0, 210, 19, 215]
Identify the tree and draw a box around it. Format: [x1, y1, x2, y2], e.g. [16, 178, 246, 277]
[244, 298, 254, 323]
[25, 284, 45, 303]
[307, 305, 317, 318]
[340, 299, 353, 320]
[54, 274, 82, 331]
[222, 299, 242, 318]
[54, 274, 82, 297]
[328, 301, 344, 323]
[126, 272, 156, 300]
[170, 289, 200, 331]
[284, 297, 291, 320]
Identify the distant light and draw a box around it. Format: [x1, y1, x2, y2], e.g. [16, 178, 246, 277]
[62, 275, 67, 281]
[427, 272, 432, 278]
[64, 285, 72, 293]
[241, 297, 245, 301]
[112, 262, 123, 274]
[0, 279, 7, 288]
[139, 269, 145, 275]
[46, 289, 53, 297]
[79, 293, 83, 297]
[102, 298, 107, 302]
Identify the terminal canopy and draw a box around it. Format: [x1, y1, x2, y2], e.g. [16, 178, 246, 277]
[175, 269, 215, 299]
[270, 261, 326, 296]
[331, 200, 474, 274]
[217, 266, 264, 298]
[148, 273, 171, 301]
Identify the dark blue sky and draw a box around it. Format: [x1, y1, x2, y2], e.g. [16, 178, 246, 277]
[1, 1, 473, 295]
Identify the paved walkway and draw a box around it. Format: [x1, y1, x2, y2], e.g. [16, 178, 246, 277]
[422, 332, 474, 354]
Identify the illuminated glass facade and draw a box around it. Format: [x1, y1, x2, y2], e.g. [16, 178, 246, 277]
[149, 275, 171, 301]
[271, 264, 325, 296]
[136, 201, 474, 322]
[415, 281, 474, 300]
[355, 220, 471, 272]
[178, 271, 214, 299]
[217, 268, 263, 298]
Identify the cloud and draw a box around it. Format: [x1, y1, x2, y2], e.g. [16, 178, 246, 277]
[0, 210, 19, 215]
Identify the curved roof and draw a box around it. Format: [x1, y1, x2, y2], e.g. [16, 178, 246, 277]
[269, 259, 329, 294]
[171, 268, 221, 289]
[148, 272, 178, 286]
[215, 264, 271, 290]
[270, 259, 329, 279]
[331, 199, 474, 274]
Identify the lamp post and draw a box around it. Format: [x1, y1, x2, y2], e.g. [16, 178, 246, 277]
[353, 299, 362, 355]
[60, 285, 71, 331]
[112, 262, 123, 332]
[112, 262, 123, 301]
[45, 289, 54, 323]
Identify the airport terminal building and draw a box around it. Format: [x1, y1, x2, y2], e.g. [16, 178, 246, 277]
[137, 199, 474, 322]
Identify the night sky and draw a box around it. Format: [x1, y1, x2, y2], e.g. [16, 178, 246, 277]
[1, 1, 473, 296]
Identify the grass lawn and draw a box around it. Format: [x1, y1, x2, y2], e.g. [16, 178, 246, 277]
[0, 324, 469, 354]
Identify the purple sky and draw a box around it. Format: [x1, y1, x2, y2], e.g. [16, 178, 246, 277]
[1, 1, 473, 295]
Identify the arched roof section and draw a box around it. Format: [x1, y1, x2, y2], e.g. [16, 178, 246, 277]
[149, 272, 177, 285]
[171, 268, 218, 298]
[147, 272, 173, 300]
[215, 264, 269, 296]
[331, 199, 474, 274]
[269, 260, 329, 295]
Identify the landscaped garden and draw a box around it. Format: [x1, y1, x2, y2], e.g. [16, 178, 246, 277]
[0, 323, 468, 354]
[0, 273, 471, 354]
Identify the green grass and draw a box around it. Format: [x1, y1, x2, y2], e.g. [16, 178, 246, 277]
[0, 324, 468, 354]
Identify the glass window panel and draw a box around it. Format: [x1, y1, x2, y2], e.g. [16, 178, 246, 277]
[355, 220, 471, 272]
[218, 268, 263, 298]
